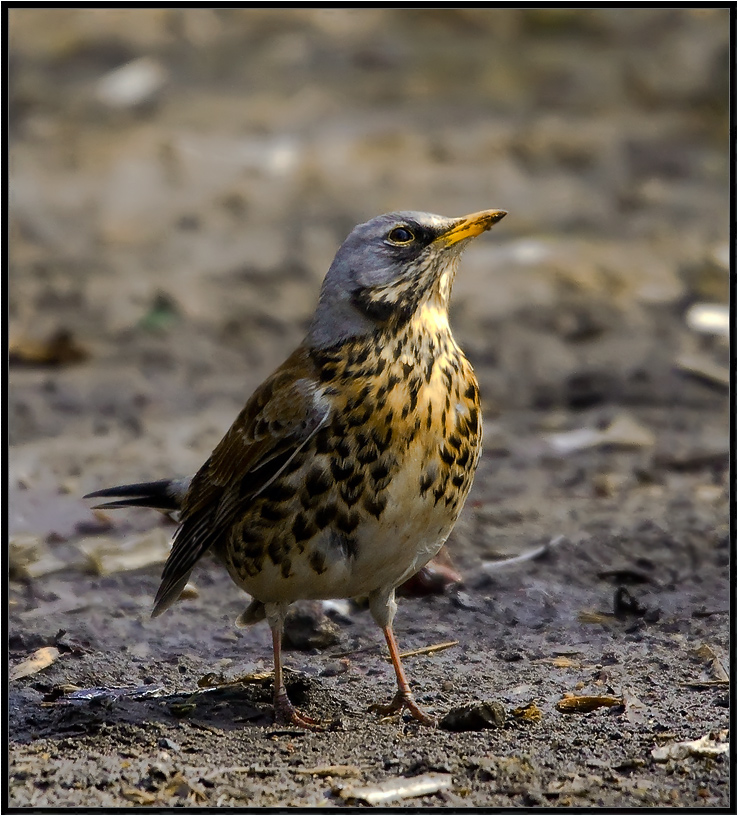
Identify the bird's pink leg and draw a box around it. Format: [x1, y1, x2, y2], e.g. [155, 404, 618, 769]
[369, 624, 436, 725]
[271, 624, 324, 730]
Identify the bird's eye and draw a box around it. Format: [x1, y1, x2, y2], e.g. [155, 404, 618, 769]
[387, 226, 415, 245]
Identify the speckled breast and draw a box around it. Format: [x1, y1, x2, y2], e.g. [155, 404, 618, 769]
[222, 326, 482, 604]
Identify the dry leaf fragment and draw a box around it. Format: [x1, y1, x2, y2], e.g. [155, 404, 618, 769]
[9, 535, 71, 580]
[440, 701, 506, 731]
[622, 691, 648, 725]
[512, 701, 542, 722]
[9, 329, 89, 366]
[197, 670, 273, 689]
[339, 773, 453, 805]
[163, 772, 207, 802]
[10, 646, 60, 681]
[675, 354, 729, 389]
[121, 787, 158, 805]
[694, 643, 729, 683]
[178, 582, 200, 601]
[652, 733, 729, 762]
[77, 529, 172, 575]
[556, 694, 622, 714]
[545, 414, 655, 455]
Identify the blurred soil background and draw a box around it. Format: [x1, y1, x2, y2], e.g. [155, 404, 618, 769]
[7, 8, 731, 808]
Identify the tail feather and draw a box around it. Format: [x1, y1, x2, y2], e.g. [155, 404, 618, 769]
[84, 477, 191, 513]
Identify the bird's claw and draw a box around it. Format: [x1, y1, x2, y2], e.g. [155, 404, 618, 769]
[274, 691, 326, 731]
[369, 690, 436, 725]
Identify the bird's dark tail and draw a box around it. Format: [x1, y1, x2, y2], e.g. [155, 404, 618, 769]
[84, 477, 191, 512]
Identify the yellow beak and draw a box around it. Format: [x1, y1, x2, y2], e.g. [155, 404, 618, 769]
[438, 209, 507, 247]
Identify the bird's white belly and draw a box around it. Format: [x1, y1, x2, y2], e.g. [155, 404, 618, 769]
[231, 450, 457, 604]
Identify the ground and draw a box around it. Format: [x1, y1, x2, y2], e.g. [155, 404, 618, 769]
[7, 8, 731, 809]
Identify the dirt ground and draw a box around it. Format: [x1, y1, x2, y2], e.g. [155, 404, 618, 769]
[7, 9, 731, 809]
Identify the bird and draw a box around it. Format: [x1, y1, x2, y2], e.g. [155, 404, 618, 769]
[85, 208, 507, 728]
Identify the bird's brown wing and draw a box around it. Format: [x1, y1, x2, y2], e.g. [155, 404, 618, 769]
[152, 346, 330, 616]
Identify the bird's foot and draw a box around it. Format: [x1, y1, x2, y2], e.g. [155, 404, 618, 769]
[273, 690, 326, 731]
[369, 690, 436, 725]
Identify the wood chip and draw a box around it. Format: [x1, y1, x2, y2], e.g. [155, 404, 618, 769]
[555, 694, 622, 714]
[482, 535, 565, 573]
[545, 414, 655, 454]
[577, 610, 614, 625]
[295, 765, 361, 778]
[394, 640, 459, 660]
[534, 655, 579, 668]
[675, 354, 729, 388]
[9, 329, 89, 366]
[10, 646, 60, 681]
[339, 773, 453, 805]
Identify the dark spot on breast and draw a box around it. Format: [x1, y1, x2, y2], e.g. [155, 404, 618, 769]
[319, 365, 337, 383]
[419, 471, 435, 495]
[371, 426, 392, 451]
[424, 358, 434, 383]
[330, 530, 358, 560]
[465, 382, 478, 400]
[314, 428, 332, 455]
[370, 461, 390, 483]
[309, 550, 327, 575]
[451, 473, 465, 488]
[408, 379, 421, 411]
[268, 539, 288, 565]
[347, 404, 374, 427]
[457, 448, 470, 468]
[258, 481, 296, 503]
[363, 492, 387, 518]
[340, 473, 365, 506]
[335, 437, 352, 459]
[305, 466, 332, 498]
[315, 503, 338, 528]
[402, 362, 413, 378]
[336, 509, 360, 535]
[448, 433, 462, 450]
[468, 406, 479, 432]
[280, 558, 292, 578]
[292, 513, 318, 542]
[356, 431, 379, 465]
[330, 459, 354, 482]
[351, 345, 371, 366]
[440, 446, 455, 465]
[260, 502, 288, 522]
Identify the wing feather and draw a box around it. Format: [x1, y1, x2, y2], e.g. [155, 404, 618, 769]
[152, 346, 329, 616]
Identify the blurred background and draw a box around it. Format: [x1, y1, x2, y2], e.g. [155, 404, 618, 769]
[7, 11, 732, 807]
[8, 6, 729, 541]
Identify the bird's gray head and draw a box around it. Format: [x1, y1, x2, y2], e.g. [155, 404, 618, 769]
[307, 209, 506, 349]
